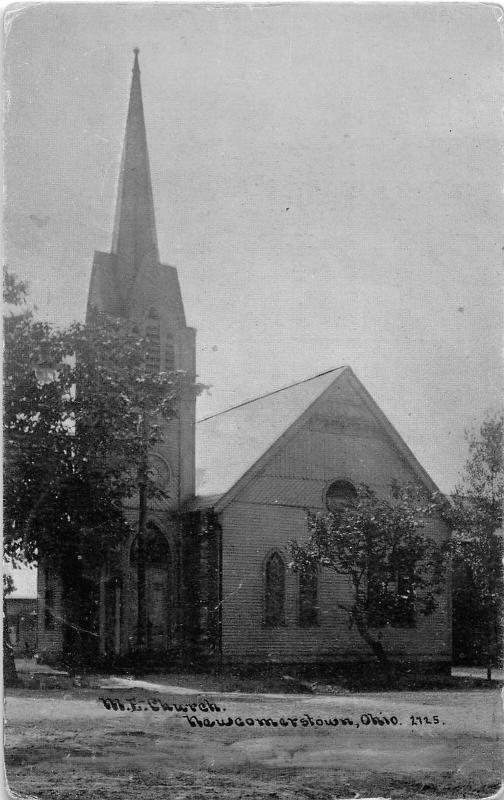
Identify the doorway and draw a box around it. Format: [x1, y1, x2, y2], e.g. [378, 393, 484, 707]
[130, 523, 172, 652]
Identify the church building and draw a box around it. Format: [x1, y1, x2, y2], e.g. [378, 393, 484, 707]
[37, 52, 451, 670]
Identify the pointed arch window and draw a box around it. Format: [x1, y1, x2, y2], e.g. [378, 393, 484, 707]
[366, 561, 416, 629]
[164, 333, 175, 372]
[130, 522, 172, 650]
[299, 566, 319, 627]
[265, 551, 285, 627]
[44, 565, 54, 630]
[145, 310, 160, 374]
[393, 565, 416, 628]
[130, 521, 170, 566]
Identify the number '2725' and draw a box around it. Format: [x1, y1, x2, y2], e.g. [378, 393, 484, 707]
[410, 715, 440, 725]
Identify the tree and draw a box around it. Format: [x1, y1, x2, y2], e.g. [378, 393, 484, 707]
[449, 411, 503, 678]
[3, 269, 32, 682]
[3, 574, 17, 687]
[289, 484, 446, 674]
[3, 269, 202, 661]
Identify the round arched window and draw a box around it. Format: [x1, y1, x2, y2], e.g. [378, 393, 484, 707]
[325, 480, 357, 515]
[130, 523, 170, 566]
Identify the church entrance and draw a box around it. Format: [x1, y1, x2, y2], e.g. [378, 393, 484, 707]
[146, 563, 169, 651]
[130, 523, 172, 653]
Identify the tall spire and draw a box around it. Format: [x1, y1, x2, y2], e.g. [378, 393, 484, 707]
[112, 48, 159, 295]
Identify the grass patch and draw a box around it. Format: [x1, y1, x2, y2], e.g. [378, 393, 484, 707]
[132, 665, 502, 695]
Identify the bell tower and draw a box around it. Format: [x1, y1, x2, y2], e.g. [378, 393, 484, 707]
[87, 49, 196, 505]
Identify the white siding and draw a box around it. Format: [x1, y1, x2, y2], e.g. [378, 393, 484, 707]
[220, 372, 451, 663]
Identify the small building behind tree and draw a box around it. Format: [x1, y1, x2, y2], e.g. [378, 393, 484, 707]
[5, 568, 37, 657]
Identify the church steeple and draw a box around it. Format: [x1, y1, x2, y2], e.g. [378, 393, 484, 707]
[111, 48, 159, 296]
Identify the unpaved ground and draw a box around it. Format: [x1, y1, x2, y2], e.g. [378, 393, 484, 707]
[4, 684, 503, 799]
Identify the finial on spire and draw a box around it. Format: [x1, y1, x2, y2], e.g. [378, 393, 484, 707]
[133, 47, 139, 55]
[133, 48, 140, 73]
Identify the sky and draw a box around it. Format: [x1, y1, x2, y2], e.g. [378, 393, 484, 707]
[4, 2, 503, 494]
[4, 563, 37, 599]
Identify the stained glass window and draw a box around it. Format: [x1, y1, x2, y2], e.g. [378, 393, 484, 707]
[164, 334, 175, 372]
[299, 567, 318, 627]
[145, 310, 160, 374]
[367, 565, 416, 629]
[265, 551, 285, 627]
[44, 566, 54, 630]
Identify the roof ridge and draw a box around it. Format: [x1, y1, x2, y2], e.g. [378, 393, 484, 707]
[197, 365, 349, 423]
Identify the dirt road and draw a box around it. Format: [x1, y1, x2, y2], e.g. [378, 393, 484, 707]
[4, 684, 503, 799]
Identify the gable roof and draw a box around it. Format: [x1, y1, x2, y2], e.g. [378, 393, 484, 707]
[192, 365, 442, 513]
[194, 367, 348, 507]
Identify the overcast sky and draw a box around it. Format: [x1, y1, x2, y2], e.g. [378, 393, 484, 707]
[4, 2, 503, 493]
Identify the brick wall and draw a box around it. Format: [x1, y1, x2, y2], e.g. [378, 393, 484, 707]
[36, 560, 65, 659]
